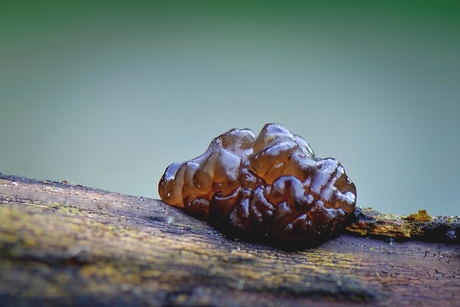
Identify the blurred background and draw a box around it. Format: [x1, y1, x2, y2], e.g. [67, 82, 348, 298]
[1, 1, 459, 216]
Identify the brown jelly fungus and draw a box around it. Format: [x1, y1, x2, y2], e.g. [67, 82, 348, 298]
[158, 123, 356, 247]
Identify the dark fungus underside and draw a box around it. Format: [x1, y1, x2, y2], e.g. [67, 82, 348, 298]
[159, 123, 356, 248]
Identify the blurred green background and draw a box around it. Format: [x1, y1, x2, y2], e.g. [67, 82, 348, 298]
[1, 1, 459, 215]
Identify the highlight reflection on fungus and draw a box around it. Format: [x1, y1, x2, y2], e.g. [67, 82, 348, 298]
[159, 123, 356, 248]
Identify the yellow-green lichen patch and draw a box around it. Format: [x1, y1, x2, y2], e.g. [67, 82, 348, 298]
[0, 202, 378, 302]
[404, 209, 432, 222]
[345, 207, 459, 243]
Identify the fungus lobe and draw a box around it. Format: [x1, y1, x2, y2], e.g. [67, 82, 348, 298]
[158, 123, 356, 247]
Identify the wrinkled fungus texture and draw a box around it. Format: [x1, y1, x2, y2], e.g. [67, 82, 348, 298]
[159, 123, 356, 247]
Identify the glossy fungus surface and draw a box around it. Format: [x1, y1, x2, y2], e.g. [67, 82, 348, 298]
[158, 123, 356, 247]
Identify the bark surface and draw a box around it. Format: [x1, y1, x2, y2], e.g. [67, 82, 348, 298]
[0, 173, 459, 306]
